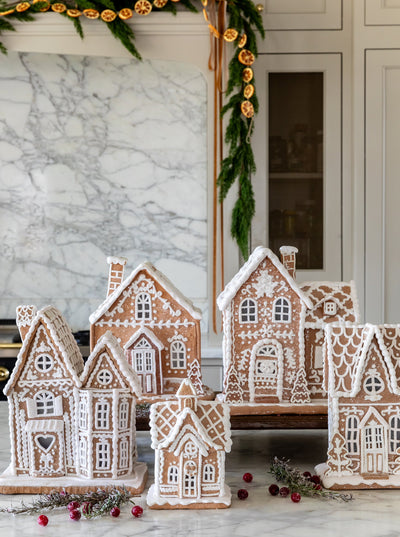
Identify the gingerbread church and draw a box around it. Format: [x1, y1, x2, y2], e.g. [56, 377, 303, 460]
[90, 257, 207, 400]
[0, 304, 147, 493]
[317, 323, 400, 489]
[147, 379, 232, 509]
[217, 246, 359, 408]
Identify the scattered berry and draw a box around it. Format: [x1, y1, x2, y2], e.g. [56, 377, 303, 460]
[131, 505, 143, 518]
[268, 484, 280, 496]
[242, 472, 253, 483]
[37, 514, 49, 527]
[279, 486, 290, 498]
[302, 471, 312, 480]
[313, 484, 322, 491]
[67, 501, 80, 511]
[311, 475, 321, 485]
[291, 492, 301, 503]
[110, 506, 120, 518]
[69, 508, 81, 521]
[237, 489, 248, 500]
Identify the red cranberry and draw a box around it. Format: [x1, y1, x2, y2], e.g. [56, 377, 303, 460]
[131, 505, 143, 518]
[311, 475, 321, 485]
[302, 471, 312, 480]
[37, 514, 49, 526]
[268, 484, 280, 496]
[291, 492, 301, 503]
[313, 484, 322, 491]
[69, 508, 81, 521]
[67, 501, 80, 511]
[279, 486, 290, 497]
[242, 472, 253, 483]
[237, 489, 248, 500]
[110, 506, 120, 517]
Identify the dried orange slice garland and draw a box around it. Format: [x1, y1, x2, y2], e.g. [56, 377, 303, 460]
[0, 0, 264, 259]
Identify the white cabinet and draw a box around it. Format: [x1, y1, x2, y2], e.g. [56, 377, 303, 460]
[260, 0, 342, 30]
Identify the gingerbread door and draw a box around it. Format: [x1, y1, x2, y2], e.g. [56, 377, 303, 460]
[360, 410, 388, 476]
[26, 423, 65, 477]
[249, 342, 282, 402]
[132, 338, 156, 394]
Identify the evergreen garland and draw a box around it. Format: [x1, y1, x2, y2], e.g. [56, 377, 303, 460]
[0, 0, 264, 259]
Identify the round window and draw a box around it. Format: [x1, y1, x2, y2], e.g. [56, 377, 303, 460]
[35, 355, 54, 372]
[97, 369, 113, 386]
[364, 375, 384, 394]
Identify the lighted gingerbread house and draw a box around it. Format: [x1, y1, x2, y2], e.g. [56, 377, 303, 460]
[217, 246, 359, 411]
[0, 305, 147, 494]
[90, 257, 207, 401]
[147, 379, 232, 509]
[316, 323, 400, 489]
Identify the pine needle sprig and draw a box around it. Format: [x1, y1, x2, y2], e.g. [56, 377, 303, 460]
[0, 485, 133, 518]
[270, 457, 353, 502]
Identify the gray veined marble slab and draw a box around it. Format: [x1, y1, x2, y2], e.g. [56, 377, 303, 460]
[0, 402, 399, 537]
[0, 52, 207, 330]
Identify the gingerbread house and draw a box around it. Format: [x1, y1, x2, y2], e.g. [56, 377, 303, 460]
[316, 323, 400, 489]
[90, 257, 206, 400]
[0, 305, 147, 493]
[217, 246, 359, 409]
[147, 379, 232, 509]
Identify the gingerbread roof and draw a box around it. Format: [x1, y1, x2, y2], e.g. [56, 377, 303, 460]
[80, 331, 142, 396]
[124, 326, 164, 351]
[4, 305, 84, 395]
[325, 323, 400, 397]
[150, 393, 231, 452]
[89, 261, 202, 324]
[176, 378, 197, 397]
[217, 246, 313, 311]
[300, 280, 360, 326]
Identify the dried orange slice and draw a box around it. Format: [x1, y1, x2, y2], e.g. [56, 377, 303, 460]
[16, 2, 30, 12]
[134, 0, 152, 14]
[0, 8, 15, 14]
[241, 100, 254, 118]
[238, 49, 255, 66]
[242, 67, 253, 83]
[243, 84, 254, 99]
[170, 0, 180, 3]
[119, 7, 133, 18]
[51, 2, 66, 12]
[83, 8, 99, 18]
[238, 34, 247, 48]
[223, 28, 238, 42]
[100, 8, 117, 21]
[67, 8, 81, 17]
[153, 0, 168, 8]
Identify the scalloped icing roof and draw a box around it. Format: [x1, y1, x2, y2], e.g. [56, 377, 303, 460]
[301, 280, 360, 325]
[4, 305, 84, 395]
[89, 261, 202, 324]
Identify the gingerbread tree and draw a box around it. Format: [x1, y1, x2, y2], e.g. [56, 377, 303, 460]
[224, 365, 244, 404]
[326, 433, 353, 475]
[290, 367, 311, 404]
[189, 358, 204, 395]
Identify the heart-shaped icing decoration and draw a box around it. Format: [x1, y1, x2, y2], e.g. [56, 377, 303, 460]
[35, 435, 55, 452]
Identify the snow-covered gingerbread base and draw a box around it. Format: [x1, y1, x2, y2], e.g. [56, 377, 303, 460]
[315, 462, 400, 490]
[215, 394, 327, 416]
[146, 483, 231, 509]
[0, 462, 148, 495]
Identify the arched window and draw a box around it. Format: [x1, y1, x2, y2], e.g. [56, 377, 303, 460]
[35, 391, 55, 416]
[346, 416, 359, 454]
[170, 341, 186, 369]
[135, 293, 152, 320]
[273, 298, 291, 322]
[203, 464, 215, 482]
[390, 416, 400, 453]
[168, 466, 179, 484]
[240, 298, 257, 323]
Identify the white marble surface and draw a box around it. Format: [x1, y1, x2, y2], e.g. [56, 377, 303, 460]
[0, 52, 207, 331]
[0, 402, 398, 536]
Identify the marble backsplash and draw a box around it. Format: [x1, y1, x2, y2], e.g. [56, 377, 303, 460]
[0, 52, 208, 331]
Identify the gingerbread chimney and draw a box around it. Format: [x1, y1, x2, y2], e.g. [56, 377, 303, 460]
[176, 379, 198, 412]
[16, 305, 37, 341]
[106, 256, 127, 297]
[279, 246, 298, 280]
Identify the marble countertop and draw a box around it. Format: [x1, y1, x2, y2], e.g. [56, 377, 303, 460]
[0, 403, 397, 536]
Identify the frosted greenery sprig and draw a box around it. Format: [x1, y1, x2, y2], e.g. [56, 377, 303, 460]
[270, 457, 353, 502]
[0, 486, 133, 518]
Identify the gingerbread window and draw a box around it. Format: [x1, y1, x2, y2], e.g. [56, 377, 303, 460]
[346, 416, 359, 454]
[239, 298, 257, 323]
[135, 293, 152, 320]
[79, 438, 87, 468]
[119, 401, 129, 429]
[168, 466, 179, 484]
[97, 369, 113, 386]
[119, 440, 129, 468]
[203, 464, 215, 482]
[95, 401, 110, 429]
[364, 374, 384, 397]
[35, 391, 55, 416]
[96, 441, 110, 470]
[390, 416, 400, 453]
[324, 301, 337, 315]
[79, 400, 88, 429]
[170, 341, 186, 369]
[273, 298, 291, 322]
[35, 354, 53, 372]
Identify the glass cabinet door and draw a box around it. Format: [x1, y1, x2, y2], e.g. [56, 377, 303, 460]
[252, 53, 342, 281]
